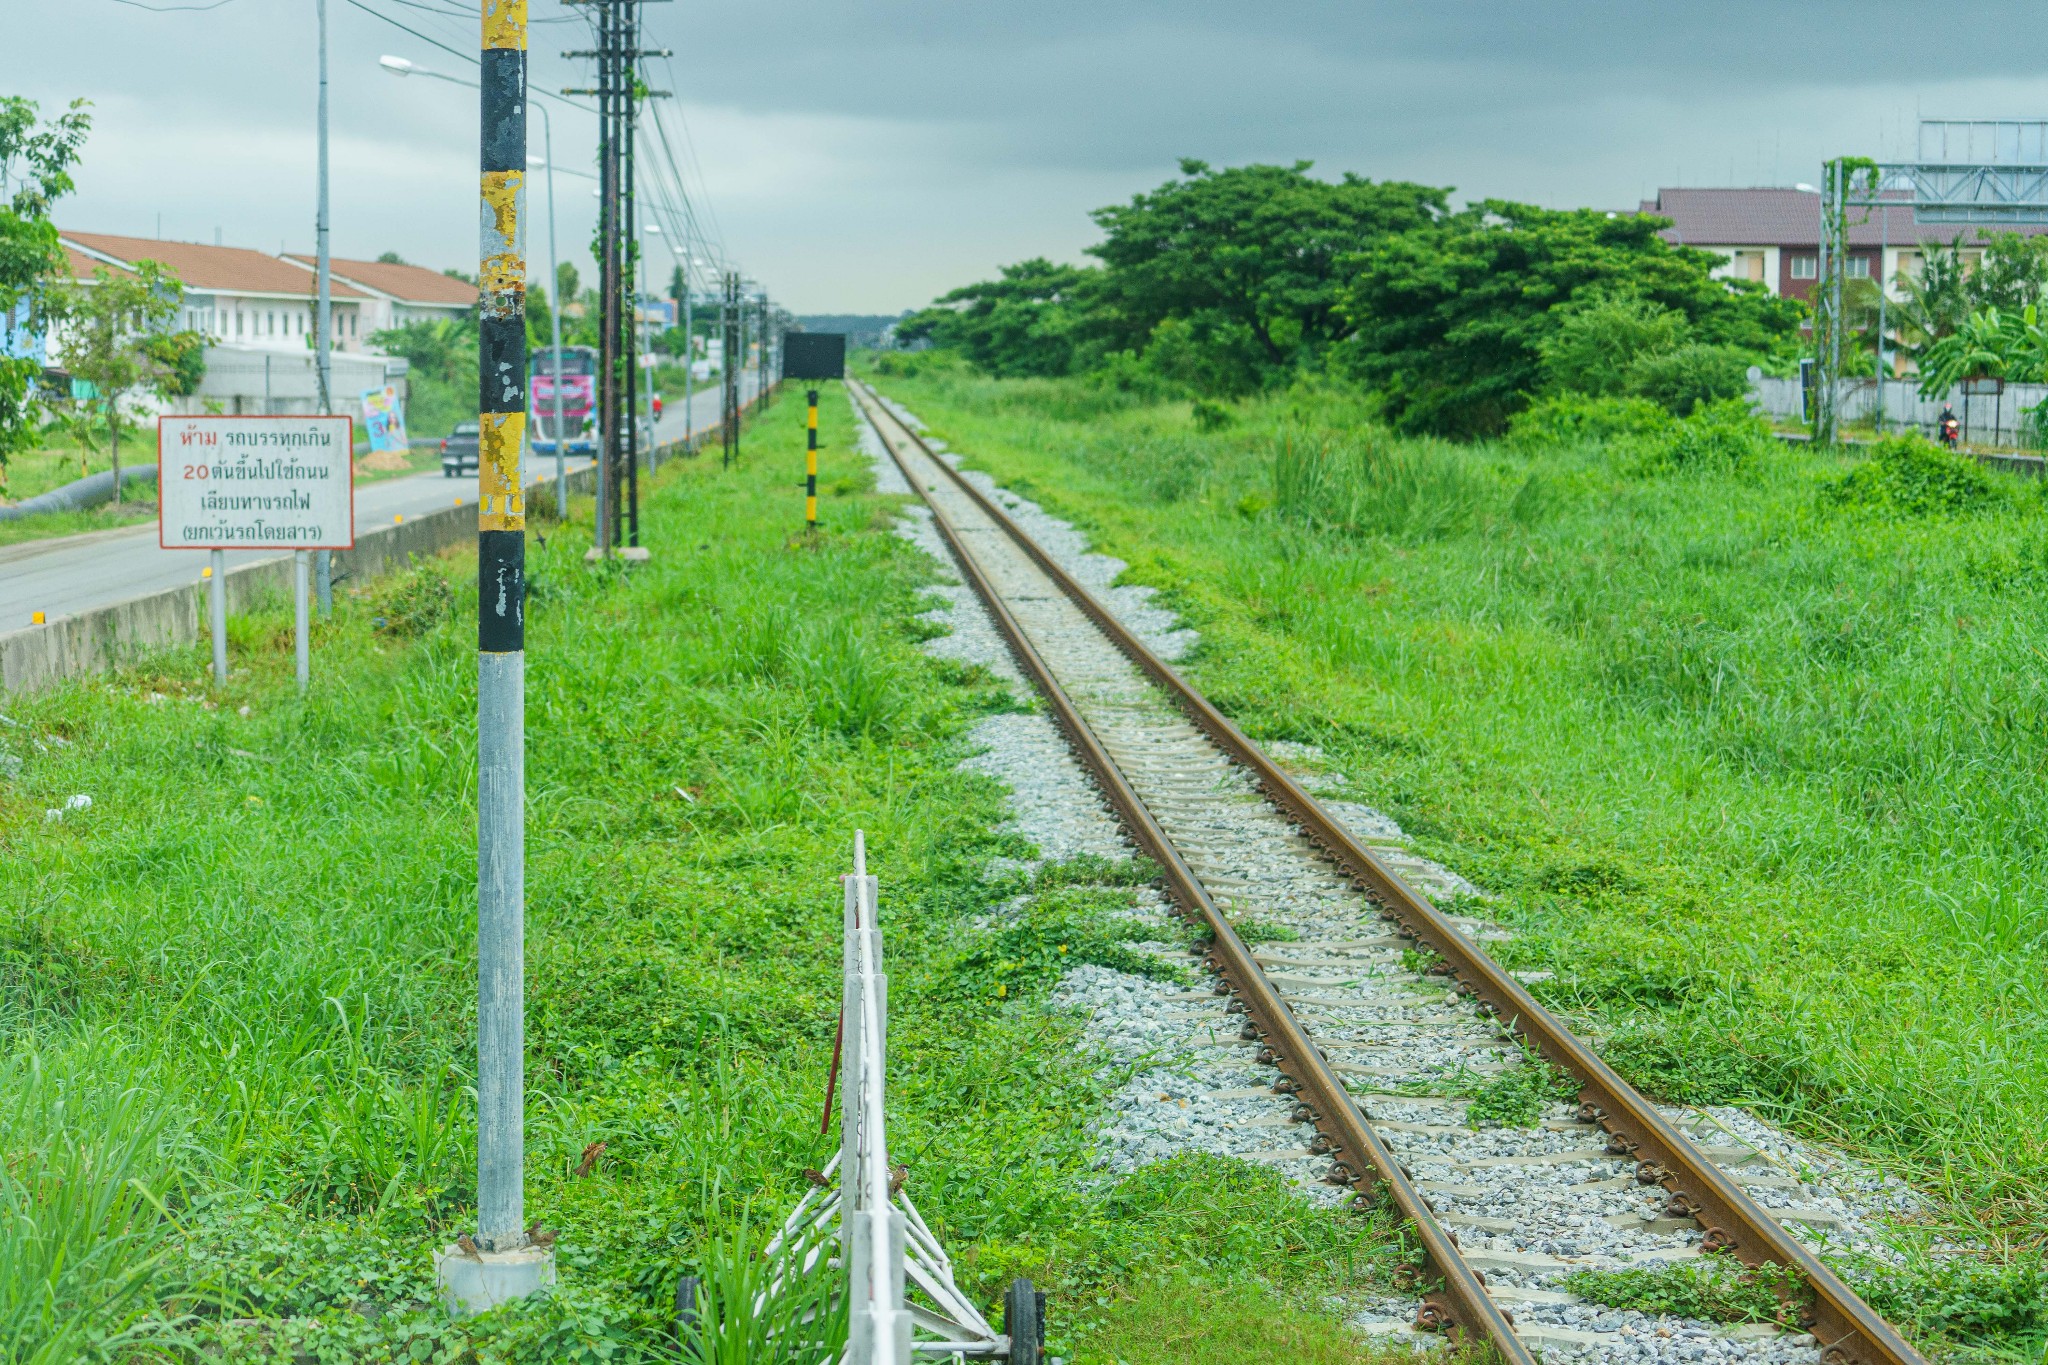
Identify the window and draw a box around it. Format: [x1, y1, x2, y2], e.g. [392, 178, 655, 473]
[1849, 256, 1871, 278]
[1790, 256, 1818, 280]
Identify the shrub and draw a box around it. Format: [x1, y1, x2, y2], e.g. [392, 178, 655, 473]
[1190, 398, 1236, 432]
[1507, 393, 1674, 450]
[364, 562, 453, 637]
[1827, 433, 2002, 517]
[1635, 399, 1776, 472]
[1625, 342, 1755, 416]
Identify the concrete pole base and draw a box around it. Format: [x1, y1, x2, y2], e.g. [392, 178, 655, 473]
[434, 1243, 556, 1317]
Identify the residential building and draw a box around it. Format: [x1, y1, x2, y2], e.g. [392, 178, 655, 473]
[1637, 187, 2048, 304]
[61, 231, 373, 351]
[280, 253, 476, 334]
[49, 232, 401, 417]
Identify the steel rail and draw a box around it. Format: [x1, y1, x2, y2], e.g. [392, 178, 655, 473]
[851, 379, 1927, 1365]
[851, 380, 1532, 1361]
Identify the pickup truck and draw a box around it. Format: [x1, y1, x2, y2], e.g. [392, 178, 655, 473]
[440, 421, 481, 478]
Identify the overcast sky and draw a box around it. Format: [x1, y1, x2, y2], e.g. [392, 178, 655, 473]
[11, 1, 2048, 313]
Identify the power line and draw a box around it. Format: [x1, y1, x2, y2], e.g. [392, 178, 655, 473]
[340, 0, 476, 66]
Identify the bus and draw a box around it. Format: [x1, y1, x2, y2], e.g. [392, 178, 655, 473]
[531, 345, 598, 454]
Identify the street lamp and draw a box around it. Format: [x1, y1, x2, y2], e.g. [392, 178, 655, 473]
[380, 54, 569, 517]
[645, 222, 698, 443]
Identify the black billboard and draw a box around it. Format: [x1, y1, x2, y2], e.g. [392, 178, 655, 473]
[783, 332, 847, 381]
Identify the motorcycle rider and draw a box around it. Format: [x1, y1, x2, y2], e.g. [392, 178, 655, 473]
[1937, 405, 1961, 449]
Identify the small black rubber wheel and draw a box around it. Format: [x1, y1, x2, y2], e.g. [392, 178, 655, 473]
[673, 1274, 702, 1346]
[1004, 1277, 1043, 1364]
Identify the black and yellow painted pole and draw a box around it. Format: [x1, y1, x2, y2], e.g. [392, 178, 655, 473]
[437, 0, 551, 1315]
[805, 387, 819, 532]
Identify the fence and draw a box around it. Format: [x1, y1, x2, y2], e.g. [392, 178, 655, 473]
[1750, 374, 2048, 448]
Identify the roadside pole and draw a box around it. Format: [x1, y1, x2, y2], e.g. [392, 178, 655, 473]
[805, 387, 818, 533]
[314, 0, 335, 616]
[434, 0, 553, 1317]
[682, 277, 692, 448]
[208, 551, 227, 684]
[294, 551, 309, 693]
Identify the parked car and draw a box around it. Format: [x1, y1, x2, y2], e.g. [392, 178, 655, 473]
[441, 421, 481, 477]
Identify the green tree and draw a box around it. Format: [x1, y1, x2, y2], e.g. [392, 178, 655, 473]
[1337, 201, 1799, 438]
[50, 260, 197, 503]
[1540, 296, 1692, 396]
[1085, 158, 1446, 382]
[899, 258, 1095, 378]
[375, 249, 408, 265]
[370, 317, 477, 436]
[1625, 343, 1754, 416]
[1968, 232, 2048, 314]
[0, 94, 91, 492]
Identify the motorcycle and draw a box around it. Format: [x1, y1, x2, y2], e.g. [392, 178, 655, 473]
[1938, 414, 1961, 450]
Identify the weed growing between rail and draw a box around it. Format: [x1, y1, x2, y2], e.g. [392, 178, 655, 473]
[868, 357, 2048, 1359]
[0, 391, 1412, 1362]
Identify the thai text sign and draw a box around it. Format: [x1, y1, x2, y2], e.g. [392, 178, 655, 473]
[158, 415, 355, 550]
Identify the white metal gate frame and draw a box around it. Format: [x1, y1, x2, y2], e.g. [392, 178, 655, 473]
[765, 833, 1009, 1364]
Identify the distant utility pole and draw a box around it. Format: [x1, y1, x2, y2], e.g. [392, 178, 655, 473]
[721, 271, 740, 467]
[434, 0, 552, 1317]
[314, 0, 334, 614]
[566, 0, 669, 557]
[756, 293, 769, 412]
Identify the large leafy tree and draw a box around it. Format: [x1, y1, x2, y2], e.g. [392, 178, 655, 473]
[898, 258, 1095, 378]
[1338, 201, 1800, 438]
[1086, 158, 1446, 378]
[0, 95, 91, 492]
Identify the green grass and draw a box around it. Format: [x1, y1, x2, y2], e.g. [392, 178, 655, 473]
[0, 382, 1405, 1361]
[864, 358, 2048, 1359]
[0, 498, 156, 548]
[1070, 1270, 1409, 1365]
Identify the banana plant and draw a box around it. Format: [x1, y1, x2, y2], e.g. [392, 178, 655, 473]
[1916, 306, 2033, 397]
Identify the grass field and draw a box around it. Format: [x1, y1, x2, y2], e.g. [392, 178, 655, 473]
[0, 386, 1410, 1363]
[869, 356, 2048, 1360]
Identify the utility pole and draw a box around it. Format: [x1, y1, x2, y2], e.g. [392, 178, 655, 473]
[756, 292, 769, 413]
[622, 3, 641, 551]
[721, 271, 740, 467]
[314, 0, 334, 615]
[682, 274, 693, 448]
[595, 0, 621, 557]
[568, 0, 668, 556]
[433, 0, 552, 1314]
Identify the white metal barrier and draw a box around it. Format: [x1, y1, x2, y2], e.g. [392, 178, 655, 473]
[762, 833, 1030, 1364]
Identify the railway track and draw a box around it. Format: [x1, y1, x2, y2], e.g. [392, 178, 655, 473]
[847, 378, 1926, 1365]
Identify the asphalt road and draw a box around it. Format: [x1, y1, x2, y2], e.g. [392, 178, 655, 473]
[1, 373, 762, 632]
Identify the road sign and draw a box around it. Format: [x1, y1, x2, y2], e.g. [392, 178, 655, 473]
[158, 415, 355, 550]
[784, 332, 845, 381]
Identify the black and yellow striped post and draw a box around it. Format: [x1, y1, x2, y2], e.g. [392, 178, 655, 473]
[440, 0, 549, 1310]
[805, 387, 819, 532]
